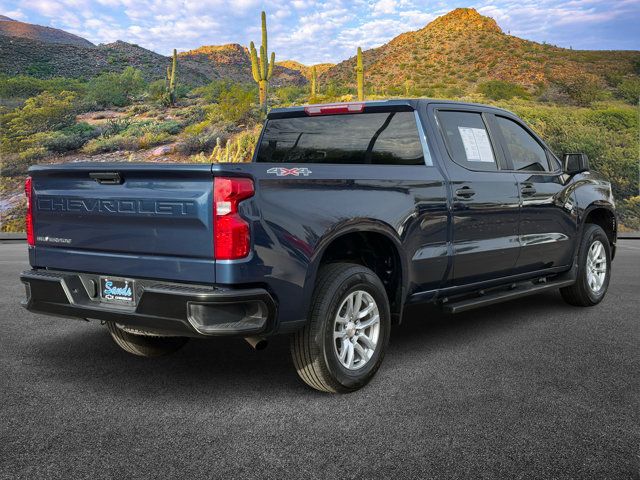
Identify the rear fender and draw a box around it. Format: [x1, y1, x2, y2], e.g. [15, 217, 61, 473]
[299, 219, 408, 325]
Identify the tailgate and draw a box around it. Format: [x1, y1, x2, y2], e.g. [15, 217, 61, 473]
[30, 163, 215, 283]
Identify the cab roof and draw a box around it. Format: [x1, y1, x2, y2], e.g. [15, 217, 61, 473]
[267, 98, 514, 119]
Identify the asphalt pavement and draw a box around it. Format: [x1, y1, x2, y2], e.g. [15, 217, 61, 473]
[1, 241, 638, 479]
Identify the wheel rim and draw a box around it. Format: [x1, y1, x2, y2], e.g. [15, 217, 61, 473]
[333, 290, 380, 371]
[586, 240, 607, 293]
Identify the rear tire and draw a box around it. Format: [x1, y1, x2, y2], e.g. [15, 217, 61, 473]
[561, 224, 611, 307]
[106, 322, 189, 357]
[290, 263, 391, 393]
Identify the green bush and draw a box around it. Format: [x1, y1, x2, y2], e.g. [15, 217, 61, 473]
[146, 79, 166, 103]
[478, 80, 529, 100]
[616, 78, 640, 105]
[552, 75, 606, 106]
[274, 86, 306, 104]
[176, 131, 223, 155]
[0, 91, 78, 154]
[618, 196, 640, 230]
[85, 67, 145, 108]
[40, 122, 100, 153]
[192, 80, 236, 103]
[0, 75, 87, 99]
[82, 119, 180, 154]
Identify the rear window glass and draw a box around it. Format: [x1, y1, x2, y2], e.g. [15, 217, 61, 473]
[255, 112, 425, 165]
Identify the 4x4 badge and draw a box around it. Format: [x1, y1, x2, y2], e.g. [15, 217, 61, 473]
[267, 167, 312, 177]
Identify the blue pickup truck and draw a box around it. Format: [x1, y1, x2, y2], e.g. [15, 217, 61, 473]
[21, 100, 616, 393]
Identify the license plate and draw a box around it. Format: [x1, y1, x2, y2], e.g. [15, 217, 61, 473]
[100, 277, 135, 305]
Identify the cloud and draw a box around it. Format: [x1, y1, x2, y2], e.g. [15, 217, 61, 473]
[4, 0, 638, 64]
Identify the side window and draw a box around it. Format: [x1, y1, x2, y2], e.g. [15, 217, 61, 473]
[436, 111, 498, 171]
[495, 116, 550, 172]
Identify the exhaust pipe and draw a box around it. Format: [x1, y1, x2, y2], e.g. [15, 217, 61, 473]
[244, 336, 268, 351]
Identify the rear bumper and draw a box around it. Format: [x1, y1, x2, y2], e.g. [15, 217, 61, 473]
[20, 269, 277, 338]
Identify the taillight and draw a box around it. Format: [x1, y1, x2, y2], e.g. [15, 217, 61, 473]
[213, 177, 254, 260]
[25, 176, 35, 246]
[304, 102, 364, 116]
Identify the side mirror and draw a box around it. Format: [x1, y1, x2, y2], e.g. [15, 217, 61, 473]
[563, 153, 589, 175]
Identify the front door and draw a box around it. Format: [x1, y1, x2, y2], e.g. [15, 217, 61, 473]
[489, 114, 576, 273]
[430, 107, 521, 286]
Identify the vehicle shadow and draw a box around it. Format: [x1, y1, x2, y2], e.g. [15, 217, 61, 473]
[31, 290, 575, 397]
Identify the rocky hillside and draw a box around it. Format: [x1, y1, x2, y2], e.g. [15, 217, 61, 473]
[322, 8, 640, 94]
[179, 44, 307, 87]
[0, 16, 94, 47]
[0, 20, 306, 87]
[276, 60, 335, 80]
[0, 35, 209, 84]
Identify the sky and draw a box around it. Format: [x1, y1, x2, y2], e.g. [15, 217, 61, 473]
[1, 0, 639, 64]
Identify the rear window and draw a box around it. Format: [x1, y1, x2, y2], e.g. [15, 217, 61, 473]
[255, 112, 425, 165]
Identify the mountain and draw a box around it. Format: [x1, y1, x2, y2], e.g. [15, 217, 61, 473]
[0, 34, 210, 84]
[0, 16, 94, 47]
[2, 10, 638, 93]
[276, 60, 335, 80]
[179, 44, 307, 87]
[0, 20, 306, 87]
[322, 8, 640, 94]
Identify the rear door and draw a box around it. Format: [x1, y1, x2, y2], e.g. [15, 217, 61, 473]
[428, 105, 520, 286]
[489, 114, 576, 272]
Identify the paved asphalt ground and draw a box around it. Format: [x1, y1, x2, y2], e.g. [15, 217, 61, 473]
[1, 242, 638, 480]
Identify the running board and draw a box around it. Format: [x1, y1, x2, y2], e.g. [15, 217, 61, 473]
[442, 278, 575, 314]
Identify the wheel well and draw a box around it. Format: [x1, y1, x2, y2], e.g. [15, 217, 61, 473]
[584, 208, 616, 246]
[319, 232, 404, 320]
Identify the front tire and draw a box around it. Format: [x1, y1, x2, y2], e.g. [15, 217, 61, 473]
[106, 322, 189, 357]
[290, 263, 391, 393]
[561, 224, 611, 307]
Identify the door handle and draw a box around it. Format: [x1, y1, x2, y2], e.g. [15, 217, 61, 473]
[455, 187, 476, 198]
[90, 172, 122, 185]
[521, 185, 536, 196]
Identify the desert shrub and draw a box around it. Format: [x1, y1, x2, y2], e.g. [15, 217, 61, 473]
[210, 126, 261, 163]
[176, 129, 226, 155]
[39, 122, 100, 153]
[82, 119, 180, 153]
[137, 131, 171, 149]
[586, 107, 637, 131]
[192, 80, 236, 103]
[616, 78, 640, 105]
[274, 86, 306, 104]
[82, 135, 137, 154]
[0, 91, 78, 154]
[146, 79, 167, 103]
[0, 75, 86, 99]
[478, 80, 529, 100]
[551, 75, 606, 106]
[618, 196, 640, 230]
[215, 84, 255, 123]
[85, 67, 145, 108]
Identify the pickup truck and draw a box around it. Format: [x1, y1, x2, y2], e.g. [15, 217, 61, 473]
[20, 99, 617, 393]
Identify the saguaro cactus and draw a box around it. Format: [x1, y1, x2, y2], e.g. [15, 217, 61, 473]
[356, 47, 364, 101]
[249, 11, 275, 111]
[310, 65, 317, 97]
[166, 49, 178, 106]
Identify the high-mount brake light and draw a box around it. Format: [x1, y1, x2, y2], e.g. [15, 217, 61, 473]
[25, 176, 35, 247]
[213, 177, 254, 260]
[304, 103, 365, 116]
